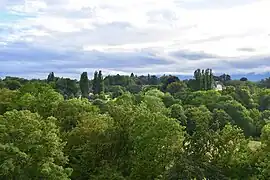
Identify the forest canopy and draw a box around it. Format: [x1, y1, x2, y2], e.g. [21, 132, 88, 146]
[0, 69, 270, 179]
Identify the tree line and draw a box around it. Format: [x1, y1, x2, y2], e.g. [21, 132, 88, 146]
[0, 69, 270, 179]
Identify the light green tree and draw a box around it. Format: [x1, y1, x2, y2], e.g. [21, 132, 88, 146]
[53, 98, 99, 132]
[0, 110, 72, 179]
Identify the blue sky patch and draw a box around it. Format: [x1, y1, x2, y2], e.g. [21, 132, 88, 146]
[0, 11, 33, 22]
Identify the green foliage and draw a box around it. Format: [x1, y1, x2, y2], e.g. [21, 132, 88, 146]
[92, 71, 104, 95]
[66, 112, 115, 179]
[256, 89, 270, 111]
[47, 72, 55, 82]
[143, 95, 169, 114]
[249, 108, 265, 136]
[211, 109, 232, 131]
[53, 98, 99, 132]
[255, 124, 270, 179]
[0, 110, 72, 179]
[54, 78, 79, 99]
[215, 100, 256, 136]
[166, 81, 187, 95]
[144, 88, 164, 99]
[17, 84, 64, 118]
[160, 75, 180, 91]
[2, 71, 270, 179]
[225, 80, 257, 90]
[129, 103, 184, 179]
[0, 88, 17, 114]
[98, 70, 104, 93]
[162, 93, 181, 108]
[193, 68, 214, 91]
[148, 75, 159, 85]
[185, 106, 212, 135]
[259, 77, 270, 88]
[126, 84, 142, 94]
[169, 124, 253, 180]
[170, 104, 187, 126]
[65, 92, 184, 179]
[214, 74, 231, 82]
[262, 110, 270, 123]
[221, 85, 236, 97]
[79, 72, 89, 98]
[92, 98, 108, 113]
[107, 85, 125, 99]
[104, 74, 132, 87]
[0, 79, 5, 89]
[18, 81, 51, 95]
[185, 90, 221, 111]
[234, 87, 257, 109]
[4, 79, 22, 90]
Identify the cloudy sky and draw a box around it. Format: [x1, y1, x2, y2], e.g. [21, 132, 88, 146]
[0, 0, 270, 80]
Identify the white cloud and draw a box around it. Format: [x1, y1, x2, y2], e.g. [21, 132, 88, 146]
[1, 0, 270, 78]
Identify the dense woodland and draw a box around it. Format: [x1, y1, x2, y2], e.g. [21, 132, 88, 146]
[1, 69, 270, 179]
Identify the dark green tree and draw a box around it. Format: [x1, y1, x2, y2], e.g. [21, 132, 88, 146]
[92, 71, 98, 95]
[98, 70, 104, 94]
[107, 85, 125, 99]
[193, 68, 214, 91]
[4, 80, 22, 90]
[79, 72, 89, 98]
[55, 78, 79, 99]
[47, 72, 55, 82]
[149, 75, 159, 85]
[92, 71, 104, 95]
[194, 69, 202, 90]
[259, 77, 270, 88]
[0, 79, 5, 89]
[161, 75, 180, 91]
[240, 77, 248, 81]
[216, 74, 231, 82]
[166, 81, 187, 95]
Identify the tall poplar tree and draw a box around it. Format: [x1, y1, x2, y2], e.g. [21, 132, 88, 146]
[92, 71, 98, 95]
[209, 69, 213, 90]
[98, 70, 104, 94]
[80, 72, 89, 98]
[194, 68, 214, 91]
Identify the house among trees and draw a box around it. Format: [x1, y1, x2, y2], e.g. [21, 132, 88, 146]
[214, 81, 224, 91]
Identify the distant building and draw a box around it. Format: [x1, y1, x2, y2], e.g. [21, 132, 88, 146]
[213, 81, 224, 91]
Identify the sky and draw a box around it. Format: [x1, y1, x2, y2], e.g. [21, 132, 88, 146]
[0, 0, 270, 80]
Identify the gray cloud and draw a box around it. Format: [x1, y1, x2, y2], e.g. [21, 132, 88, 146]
[0, 42, 172, 78]
[169, 50, 218, 60]
[1, 0, 270, 80]
[1, 40, 270, 80]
